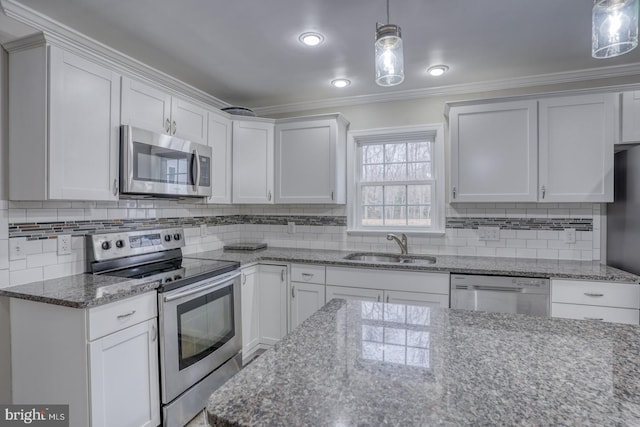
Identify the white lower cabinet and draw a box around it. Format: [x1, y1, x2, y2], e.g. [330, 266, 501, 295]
[258, 264, 288, 346]
[241, 266, 259, 361]
[10, 292, 160, 427]
[290, 282, 326, 330]
[551, 279, 640, 324]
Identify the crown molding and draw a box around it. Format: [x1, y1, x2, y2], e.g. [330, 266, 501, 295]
[0, 0, 231, 110]
[253, 62, 640, 116]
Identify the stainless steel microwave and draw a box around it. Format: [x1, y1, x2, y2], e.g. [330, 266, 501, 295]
[120, 125, 212, 198]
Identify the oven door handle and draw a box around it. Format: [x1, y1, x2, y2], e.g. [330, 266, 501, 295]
[163, 271, 241, 302]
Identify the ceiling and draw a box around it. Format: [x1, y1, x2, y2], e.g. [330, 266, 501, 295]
[2, 0, 640, 112]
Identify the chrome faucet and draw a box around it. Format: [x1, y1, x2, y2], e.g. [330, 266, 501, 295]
[386, 233, 408, 255]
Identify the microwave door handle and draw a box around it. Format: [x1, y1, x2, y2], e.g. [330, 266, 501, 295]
[192, 149, 201, 193]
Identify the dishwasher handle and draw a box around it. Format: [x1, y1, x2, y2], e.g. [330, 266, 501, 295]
[456, 284, 526, 293]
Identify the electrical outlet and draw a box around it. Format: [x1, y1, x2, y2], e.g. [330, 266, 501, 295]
[564, 228, 576, 244]
[287, 222, 296, 234]
[57, 234, 72, 255]
[478, 227, 500, 241]
[10, 239, 26, 261]
[200, 224, 207, 236]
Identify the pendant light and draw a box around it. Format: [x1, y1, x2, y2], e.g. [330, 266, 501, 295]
[375, 0, 404, 86]
[592, 0, 639, 58]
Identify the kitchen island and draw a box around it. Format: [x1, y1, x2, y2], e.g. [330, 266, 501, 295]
[207, 298, 640, 426]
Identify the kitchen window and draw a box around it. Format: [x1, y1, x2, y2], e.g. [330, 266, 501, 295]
[348, 124, 445, 234]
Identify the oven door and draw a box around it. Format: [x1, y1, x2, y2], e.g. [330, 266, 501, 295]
[121, 125, 212, 197]
[159, 270, 241, 403]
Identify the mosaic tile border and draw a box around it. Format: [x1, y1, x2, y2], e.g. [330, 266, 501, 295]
[9, 215, 348, 240]
[446, 217, 593, 232]
[9, 215, 592, 240]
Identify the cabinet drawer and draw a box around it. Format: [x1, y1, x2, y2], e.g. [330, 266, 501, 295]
[89, 292, 157, 341]
[326, 267, 449, 294]
[552, 302, 639, 325]
[291, 264, 326, 284]
[551, 280, 640, 309]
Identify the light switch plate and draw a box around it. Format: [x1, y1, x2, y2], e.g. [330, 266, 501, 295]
[57, 234, 72, 255]
[564, 228, 576, 244]
[200, 224, 207, 236]
[287, 222, 296, 234]
[10, 239, 26, 261]
[478, 227, 500, 241]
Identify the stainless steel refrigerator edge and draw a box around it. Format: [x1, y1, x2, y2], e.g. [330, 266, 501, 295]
[607, 146, 640, 275]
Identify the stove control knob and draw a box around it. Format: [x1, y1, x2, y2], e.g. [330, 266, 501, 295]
[115, 239, 125, 248]
[101, 241, 111, 250]
[173, 233, 181, 241]
[165, 277, 172, 283]
[164, 235, 171, 242]
[174, 275, 182, 281]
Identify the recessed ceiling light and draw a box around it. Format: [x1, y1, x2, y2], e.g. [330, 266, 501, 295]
[331, 79, 351, 88]
[427, 65, 449, 77]
[299, 32, 324, 46]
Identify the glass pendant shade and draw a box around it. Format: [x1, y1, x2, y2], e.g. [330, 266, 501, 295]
[592, 0, 639, 58]
[375, 24, 404, 86]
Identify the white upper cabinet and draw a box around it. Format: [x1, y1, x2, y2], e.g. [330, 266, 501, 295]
[121, 76, 208, 144]
[275, 114, 348, 204]
[621, 91, 640, 144]
[207, 110, 233, 204]
[9, 43, 120, 201]
[538, 94, 614, 203]
[232, 120, 275, 204]
[449, 100, 538, 202]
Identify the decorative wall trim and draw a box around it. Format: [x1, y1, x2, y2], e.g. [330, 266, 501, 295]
[10, 215, 592, 240]
[446, 217, 592, 232]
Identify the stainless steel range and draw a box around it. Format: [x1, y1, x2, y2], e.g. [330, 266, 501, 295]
[86, 228, 242, 427]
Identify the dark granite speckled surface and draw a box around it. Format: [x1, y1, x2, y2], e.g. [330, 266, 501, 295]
[0, 274, 159, 308]
[188, 247, 640, 283]
[207, 298, 640, 426]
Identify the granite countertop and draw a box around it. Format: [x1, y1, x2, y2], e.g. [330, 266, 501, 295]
[0, 274, 160, 308]
[207, 298, 640, 426]
[188, 247, 640, 283]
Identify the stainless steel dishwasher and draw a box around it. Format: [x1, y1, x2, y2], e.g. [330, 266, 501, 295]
[450, 274, 550, 317]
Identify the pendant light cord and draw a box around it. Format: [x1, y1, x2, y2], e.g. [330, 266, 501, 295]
[386, 0, 390, 24]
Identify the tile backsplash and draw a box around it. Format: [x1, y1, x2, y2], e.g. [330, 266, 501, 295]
[0, 200, 603, 288]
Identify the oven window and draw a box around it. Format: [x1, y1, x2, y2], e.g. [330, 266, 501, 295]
[176, 284, 235, 370]
[133, 142, 195, 185]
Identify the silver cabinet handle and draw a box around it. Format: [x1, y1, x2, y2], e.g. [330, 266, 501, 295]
[281, 269, 285, 282]
[291, 285, 296, 299]
[151, 324, 157, 342]
[192, 149, 201, 193]
[242, 273, 246, 285]
[113, 179, 118, 196]
[452, 186, 456, 199]
[584, 317, 604, 321]
[386, 295, 389, 303]
[541, 185, 546, 199]
[331, 191, 334, 201]
[267, 190, 272, 201]
[377, 295, 381, 302]
[117, 310, 136, 320]
[584, 292, 604, 297]
[301, 273, 314, 280]
[172, 120, 177, 135]
[165, 118, 171, 133]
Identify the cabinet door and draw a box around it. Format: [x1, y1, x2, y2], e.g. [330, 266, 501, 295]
[232, 120, 275, 203]
[207, 110, 233, 204]
[48, 47, 120, 200]
[241, 266, 259, 356]
[449, 100, 538, 202]
[290, 281, 325, 330]
[171, 97, 208, 144]
[539, 94, 614, 202]
[258, 265, 288, 345]
[621, 91, 640, 143]
[89, 318, 160, 427]
[121, 76, 171, 135]
[384, 290, 449, 308]
[275, 119, 337, 203]
[326, 285, 383, 303]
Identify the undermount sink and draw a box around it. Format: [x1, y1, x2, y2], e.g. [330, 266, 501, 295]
[344, 253, 436, 264]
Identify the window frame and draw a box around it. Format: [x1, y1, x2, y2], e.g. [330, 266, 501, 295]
[347, 124, 445, 236]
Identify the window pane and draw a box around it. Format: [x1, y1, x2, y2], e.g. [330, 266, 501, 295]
[408, 206, 431, 226]
[384, 206, 406, 226]
[408, 185, 431, 204]
[384, 164, 406, 181]
[408, 141, 432, 162]
[384, 185, 406, 205]
[385, 143, 406, 163]
[362, 186, 383, 205]
[362, 206, 383, 226]
[362, 144, 383, 164]
[407, 162, 432, 180]
[362, 164, 384, 182]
